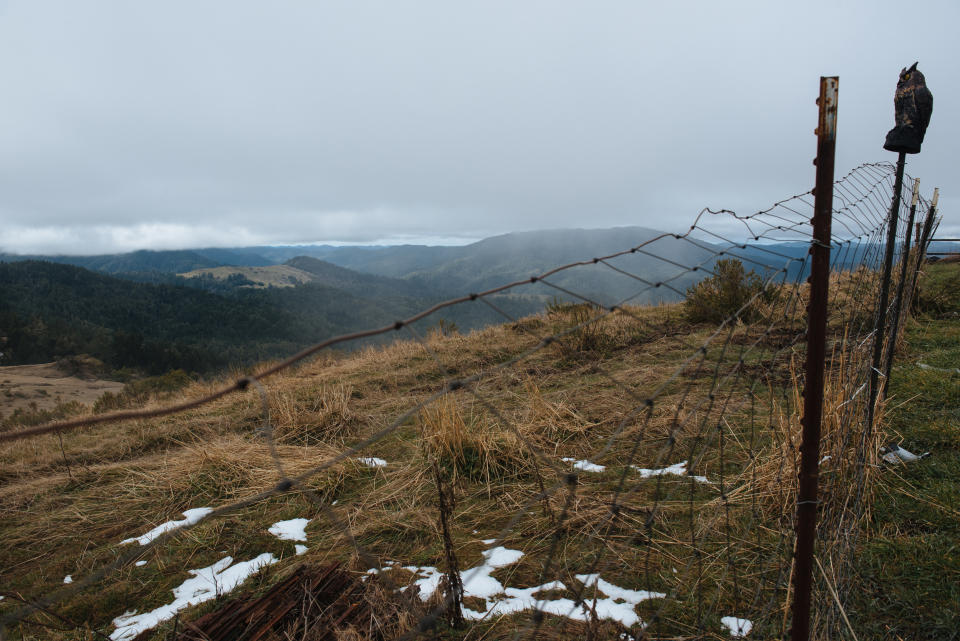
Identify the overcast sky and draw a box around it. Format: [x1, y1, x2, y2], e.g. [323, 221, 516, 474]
[0, 0, 956, 255]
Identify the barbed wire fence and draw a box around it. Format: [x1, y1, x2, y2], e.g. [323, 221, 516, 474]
[0, 84, 943, 641]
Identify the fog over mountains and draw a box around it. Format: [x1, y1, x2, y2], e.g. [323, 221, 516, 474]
[1, 226, 815, 374]
[3, 226, 730, 298]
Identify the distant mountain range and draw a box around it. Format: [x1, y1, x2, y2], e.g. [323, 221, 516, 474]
[0, 227, 824, 374]
[2, 226, 729, 300]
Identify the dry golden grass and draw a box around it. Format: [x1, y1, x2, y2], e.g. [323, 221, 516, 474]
[0, 289, 893, 640]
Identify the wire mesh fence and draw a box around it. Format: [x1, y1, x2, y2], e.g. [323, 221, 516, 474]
[0, 162, 941, 641]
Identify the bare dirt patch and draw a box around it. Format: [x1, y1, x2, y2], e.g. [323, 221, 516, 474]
[0, 362, 124, 414]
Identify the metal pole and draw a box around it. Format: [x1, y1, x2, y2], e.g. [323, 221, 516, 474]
[909, 188, 940, 312]
[791, 76, 837, 641]
[864, 152, 905, 436]
[882, 178, 920, 397]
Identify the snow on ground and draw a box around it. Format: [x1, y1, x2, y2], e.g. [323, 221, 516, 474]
[120, 508, 214, 545]
[720, 616, 753, 637]
[357, 457, 388, 467]
[268, 518, 309, 542]
[63, 575, 72, 584]
[401, 540, 665, 627]
[561, 457, 606, 472]
[110, 553, 278, 640]
[135, 561, 147, 567]
[365, 560, 399, 576]
[557, 458, 711, 482]
[268, 518, 310, 556]
[631, 460, 711, 483]
[576, 574, 666, 625]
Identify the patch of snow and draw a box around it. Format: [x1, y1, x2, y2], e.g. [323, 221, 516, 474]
[819, 455, 832, 464]
[631, 460, 711, 483]
[561, 457, 606, 472]
[357, 457, 387, 467]
[268, 518, 309, 542]
[366, 561, 398, 575]
[403, 565, 445, 599]
[482, 546, 524, 567]
[63, 575, 72, 584]
[110, 553, 278, 640]
[120, 507, 214, 545]
[404, 546, 527, 604]
[720, 616, 753, 637]
[400, 546, 663, 627]
[576, 574, 665, 604]
[575, 574, 666, 628]
[135, 561, 147, 567]
[294, 545, 308, 556]
[468, 582, 575, 620]
[480, 538, 497, 545]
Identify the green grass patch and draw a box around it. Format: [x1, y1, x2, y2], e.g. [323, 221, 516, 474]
[848, 262, 960, 640]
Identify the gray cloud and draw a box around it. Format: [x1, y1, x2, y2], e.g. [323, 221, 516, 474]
[1, 0, 957, 255]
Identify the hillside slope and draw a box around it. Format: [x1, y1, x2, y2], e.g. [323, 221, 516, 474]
[0, 261, 817, 640]
[2, 264, 957, 639]
[284, 256, 433, 299]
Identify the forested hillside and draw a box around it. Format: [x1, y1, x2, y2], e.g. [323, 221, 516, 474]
[0, 261, 304, 373]
[0, 261, 544, 375]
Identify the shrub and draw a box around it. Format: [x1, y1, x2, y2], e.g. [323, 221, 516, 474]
[545, 299, 613, 355]
[684, 258, 765, 324]
[93, 369, 194, 412]
[418, 396, 531, 485]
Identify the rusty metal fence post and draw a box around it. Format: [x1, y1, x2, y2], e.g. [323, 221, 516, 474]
[882, 178, 920, 397]
[790, 76, 837, 641]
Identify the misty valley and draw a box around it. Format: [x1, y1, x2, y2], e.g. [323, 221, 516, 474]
[0, 226, 817, 384]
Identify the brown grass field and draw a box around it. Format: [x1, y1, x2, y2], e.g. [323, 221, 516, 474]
[0, 363, 124, 416]
[0, 278, 890, 640]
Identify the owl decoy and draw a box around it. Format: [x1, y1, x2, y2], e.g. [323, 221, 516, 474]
[883, 62, 933, 154]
